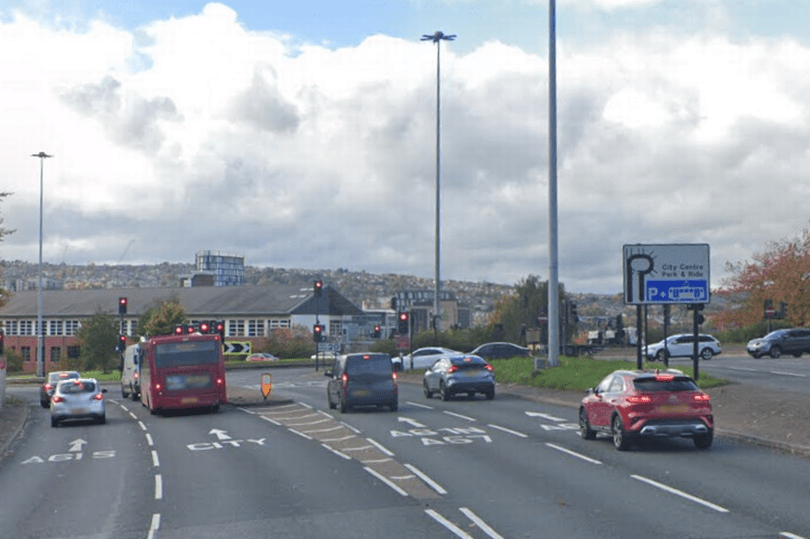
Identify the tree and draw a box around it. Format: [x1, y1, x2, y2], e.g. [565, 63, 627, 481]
[137, 296, 186, 337]
[487, 275, 573, 344]
[716, 227, 810, 329]
[76, 309, 119, 373]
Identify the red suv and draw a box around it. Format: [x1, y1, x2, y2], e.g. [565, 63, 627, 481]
[579, 369, 713, 451]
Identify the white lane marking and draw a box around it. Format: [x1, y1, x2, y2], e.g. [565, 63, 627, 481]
[780, 532, 809, 539]
[145, 433, 154, 447]
[770, 370, 806, 378]
[425, 509, 475, 539]
[404, 463, 447, 495]
[128, 411, 138, 420]
[406, 401, 433, 409]
[459, 507, 505, 539]
[398, 417, 428, 428]
[321, 435, 356, 442]
[341, 444, 374, 452]
[154, 474, 163, 500]
[729, 367, 757, 372]
[487, 424, 528, 438]
[322, 444, 351, 460]
[341, 422, 362, 434]
[545, 443, 602, 465]
[443, 411, 475, 422]
[138, 421, 147, 431]
[237, 407, 256, 415]
[367, 438, 395, 457]
[260, 416, 281, 426]
[525, 411, 566, 422]
[365, 466, 408, 496]
[151, 450, 160, 467]
[289, 429, 312, 440]
[302, 425, 344, 434]
[146, 513, 160, 539]
[286, 418, 331, 427]
[362, 458, 393, 464]
[631, 474, 729, 513]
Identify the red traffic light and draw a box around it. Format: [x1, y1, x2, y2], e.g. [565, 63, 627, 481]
[399, 312, 409, 321]
[174, 325, 185, 335]
[199, 321, 211, 333]
[314, 280, 323, 296]
[119, 297, 128, 315]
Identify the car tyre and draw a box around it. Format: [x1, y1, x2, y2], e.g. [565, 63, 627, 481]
[485, 388, 495, 400]
[700, 348, 714, 360]
[612, 414, 632, 451]
[423, 381, 433, 399]
[328, 394, 337, 410]
[339, 398, 349, 413]
[579, 407, 596, 440]
[98, 415, 106, 425]
[440, 382, 451, 401]
[40, 399, 49, 409]
[694, 430, 713, 449]
[655, 350, 667, 362]
[751, 353, 761, 359]
[390, 401, 398, 412]
[122, 386, 129, 398]
[51, 417, 58, 428]
[770, 346, 782, 359]
[793, 352, 803, 358]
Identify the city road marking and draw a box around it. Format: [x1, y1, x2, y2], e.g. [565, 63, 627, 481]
[367, 438, 395, 456]
[460, 507, 506, 539]
[487, 424, 528, 438]
[770, 370, 806, 378]
[154, 474, 163, 500]
[443, 411, 475, 422]
[365, 467, 408, 496]
[545, 443, 602, 465]
[525, 411, 566, 422]
[146, 513, 160, 539]
[406, 401, 433, 409]
[151, 450, 160, 467]
[405, 463, 447, 495]
[631, 474, 728, 513]
[425, 509, 475, 539]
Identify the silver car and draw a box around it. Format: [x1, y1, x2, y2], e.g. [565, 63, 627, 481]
[423, 355, 495, 401]
[50, 378, 107, 427]
[400, 347, 460, 371]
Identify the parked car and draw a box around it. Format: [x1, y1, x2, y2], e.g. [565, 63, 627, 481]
[325, 353, 398, 413]
[470, 342, 531, 360]
[400, 347, 460, 370]
[646, 334, 721, 361]
[579, 369, 713, 451]
[50, 378, 107, 427]
[423, 354, 495, 401]
[747, 328, 810, 358]
[246, 353, 279, 362]
[40, 370, 81, 408]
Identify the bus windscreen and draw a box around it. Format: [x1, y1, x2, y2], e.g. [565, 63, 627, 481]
[154, 340, 220, 368]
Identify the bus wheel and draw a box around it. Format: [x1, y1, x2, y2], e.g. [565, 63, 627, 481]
[211, 404, 220, 413]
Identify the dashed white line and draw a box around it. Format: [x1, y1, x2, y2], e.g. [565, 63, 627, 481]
[365, 467, 409, 496]
[288, 429, 313, 440]
[260, 416, 281, 426]
[780, 532, 808, 539]
[631, 474, 728, 513]
[406, 401, 434, 409]
[770, 370, 806, 378]
[154, 474, 163, 500]
[146, 513, 160, 539]
[151, 450, 160, 467]
[341, 422, 362, 434]
[545, 443, 602, 465]
[487, 424, 528, 438]
[145, 433, 153, 446]
[138, 421, 147, 431]
[322, 444, 351, 460]
[443, 411, 476, 422]
[404, 463, 447, 495]
[459, 507, 505, 539]
[425, 509, 475, 539]
[367, 438, 395, 456]
[237, 406, 256, 414]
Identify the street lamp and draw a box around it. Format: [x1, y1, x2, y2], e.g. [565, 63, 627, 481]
[31, 151, 52, 377]
[421, 30, 456, 334]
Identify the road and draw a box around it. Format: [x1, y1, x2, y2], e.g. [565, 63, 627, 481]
[2, 368, 809, 539]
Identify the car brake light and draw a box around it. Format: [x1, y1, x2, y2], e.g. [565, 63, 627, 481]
[693, 393, 711, 402]
[341, 373, 349, 385]
[626, 395, 652, 404]
[447, 365, 459, 374]
[51, 395, 64, 403]
[392, 371, 398, 381]
[45, 383, 54, 391]
[655, 374, 674, 381]
[134, 372, 139, 380]
[93, 393, 104, 401]
[155, 383, 162, 391]
[484, 364, 494, 372]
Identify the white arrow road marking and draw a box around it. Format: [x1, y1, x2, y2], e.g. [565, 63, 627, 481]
[209, 429, 232, 440]
[68, 439, 87, 452]
[525, 411, 566, 422]
[398, 417, 427, 428]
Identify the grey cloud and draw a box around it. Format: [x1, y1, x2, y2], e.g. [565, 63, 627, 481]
[229, 72, 300, 133]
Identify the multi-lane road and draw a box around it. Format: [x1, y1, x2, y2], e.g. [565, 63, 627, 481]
[2, 354, 809, 539]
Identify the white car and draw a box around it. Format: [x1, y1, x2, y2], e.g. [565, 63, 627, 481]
[646, 334, 721, 361]
[50, 378, 107, 427]
[399, 347, 460, 371]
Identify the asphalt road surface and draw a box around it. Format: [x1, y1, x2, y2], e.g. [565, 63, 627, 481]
[2, 368, 809, 539]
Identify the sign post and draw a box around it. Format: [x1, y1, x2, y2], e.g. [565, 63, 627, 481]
[623, 244, 710, 374]
[260, 373, 273, 401]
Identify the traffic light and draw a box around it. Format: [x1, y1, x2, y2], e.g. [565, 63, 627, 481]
[313, 324, 325, 342]
[118, 334, 127, 351]
[570, 302, 579, 323]
[397, 312, 410, 335]
[372, 325, 381, 338]
[119, 297, 128, 315]
[174, 325, 185, 335]
[314, 280, 323, 297]
[199, 321, 211, 334]
[215, 321, 225, 339]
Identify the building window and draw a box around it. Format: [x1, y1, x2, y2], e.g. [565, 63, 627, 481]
[50, 320, 64, 336]
[65, 320, 80, 336]
[229, 320, 245, 337]
[67, 346, 81, 359]
[50, 347, 62, 363]
[247, 320, 265, 337]
[268, 319, 291, 329]
[6, 320, 18, 335]
[20, 320, 32, 336]
[21, 346, 31, 362]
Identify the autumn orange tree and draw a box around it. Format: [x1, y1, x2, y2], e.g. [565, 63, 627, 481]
[715, 227, 810, 329]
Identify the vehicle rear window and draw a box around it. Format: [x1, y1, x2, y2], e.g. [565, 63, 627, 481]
[633, 377, 699, 392]
[58, 380, 96, 393]
[154, 340, 220, 367]
[450, 356, 487, 367]
[345, 355, 392, 375]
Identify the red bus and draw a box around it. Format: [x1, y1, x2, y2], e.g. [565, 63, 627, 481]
[139, 333, 228, 414]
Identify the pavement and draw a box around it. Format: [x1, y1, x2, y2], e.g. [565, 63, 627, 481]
[3, 364, 810, 459]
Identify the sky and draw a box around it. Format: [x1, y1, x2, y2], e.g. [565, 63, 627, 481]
[1, 0, 809, 294]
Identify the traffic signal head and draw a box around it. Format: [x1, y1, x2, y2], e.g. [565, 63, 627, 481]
[398, 312, 410, 334]
[118, 334, 127, 351]
[313, 324, 324, 342]
[215, 321, 225, 338]
[119, 297, 128, 315]
[314, 280, 323, 297]
[199, 321, 211, 334]
[372, 325, 381, 338]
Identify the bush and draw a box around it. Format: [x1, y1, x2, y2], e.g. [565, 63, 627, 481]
[260, 326, 316, 359]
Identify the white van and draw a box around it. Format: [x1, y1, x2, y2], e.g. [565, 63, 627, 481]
[120, 343, 141, 400]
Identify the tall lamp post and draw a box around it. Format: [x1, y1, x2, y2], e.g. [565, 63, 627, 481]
[547, 1, 560, 367]
[421, 30, 456, 334]
[31, 151, 52, 378]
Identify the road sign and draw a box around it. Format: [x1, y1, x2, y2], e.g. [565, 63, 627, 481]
[317, 342, 341, 352]
[623, 244, 710, 305]
[261, 373, 273, 399]
[223, 341, 252, 355]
